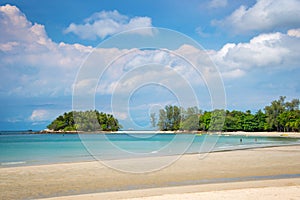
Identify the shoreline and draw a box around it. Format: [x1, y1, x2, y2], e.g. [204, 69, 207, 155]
[34, 130, 300, 138]
[217, 131, 300, 138]
[1, 145, 300, 199]
[2, 143, 300, 169]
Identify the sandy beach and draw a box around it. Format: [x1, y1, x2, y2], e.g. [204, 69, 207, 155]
[218, 131, 300, 138]
[1, 145, 300, 199]
[42, 178, 300, 200]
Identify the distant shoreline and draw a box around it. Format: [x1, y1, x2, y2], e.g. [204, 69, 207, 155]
[216, 131, 300, 138]
[34, 130, 300, 138]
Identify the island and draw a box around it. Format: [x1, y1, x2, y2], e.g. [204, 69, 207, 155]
[44, 110, 121, 133]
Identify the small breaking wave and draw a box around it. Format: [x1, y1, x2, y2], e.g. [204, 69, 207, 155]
[1, 161, 26, 166]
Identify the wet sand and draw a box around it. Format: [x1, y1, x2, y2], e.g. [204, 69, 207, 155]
[1, 145, 300, 199]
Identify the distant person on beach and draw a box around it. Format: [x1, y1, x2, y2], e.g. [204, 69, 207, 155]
[240, 138, 242, 143]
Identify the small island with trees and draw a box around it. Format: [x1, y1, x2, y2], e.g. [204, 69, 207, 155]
[45, 110, 121, 133]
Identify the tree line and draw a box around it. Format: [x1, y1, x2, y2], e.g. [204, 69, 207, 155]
[47, 110, 121, 131]
[154, 96, 300, 132]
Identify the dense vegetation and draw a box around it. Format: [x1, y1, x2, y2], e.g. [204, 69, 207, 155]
[155, 97, 300, 132]
[47, 110, 121, 131]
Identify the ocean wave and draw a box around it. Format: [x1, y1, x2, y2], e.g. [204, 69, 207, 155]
[1, 161, 26, 166]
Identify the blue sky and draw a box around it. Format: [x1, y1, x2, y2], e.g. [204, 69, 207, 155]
[1, 0, 300, 130]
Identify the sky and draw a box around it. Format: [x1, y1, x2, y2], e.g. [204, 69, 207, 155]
[0, 0, 300, 130]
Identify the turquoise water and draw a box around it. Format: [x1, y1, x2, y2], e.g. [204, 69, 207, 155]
[1, 131, 299, 167]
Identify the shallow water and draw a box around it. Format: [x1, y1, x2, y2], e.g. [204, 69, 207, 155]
[0, 131, 299, 167]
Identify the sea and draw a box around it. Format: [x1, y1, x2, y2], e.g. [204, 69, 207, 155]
[1, 131, 300, 167]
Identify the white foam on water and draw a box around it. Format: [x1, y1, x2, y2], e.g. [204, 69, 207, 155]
[1, 161, 26, 166]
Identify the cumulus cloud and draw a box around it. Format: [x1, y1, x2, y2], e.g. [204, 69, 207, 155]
[213, 0, 300, 34]
[0, 4, 92, 97]
[211, 30, 300, 71]
[72, 44, 221, 118]
[76, 46, 211, 96]
[2, 4, 300, 102]
[64, 10, 153, 40]
[74, 28, 300, 101]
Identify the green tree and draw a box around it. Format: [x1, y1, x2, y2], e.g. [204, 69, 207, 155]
[154, 97, 300, 132]
[181, 106, 201, 131]
[158, 109, 167, 131]
[199, 111, 211, 131]
[224, 110, 244, 131]
[264, 96, 286, 131]
[285, 99, 300, 111]
[173, 106, 181, 130]
[150, 113, 157, 128]
[157, 105, 182, 131]
[181, 114, 199, 130]
[242, 110, 256, 132]
[253, 110, 266, 131]
[209, 109, 226, 131]
[47, 110, 121, 132]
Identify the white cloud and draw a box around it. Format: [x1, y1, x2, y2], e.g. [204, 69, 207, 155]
[29, 109, 49, 121]
[2, 4, 300, 103]
[221, 69, 245, 79]
[209, 0, 228, 8]
[212, 30, 300, 71]
[0, 41, 18, 51]
[0, 4, 92, 97]
[64, 10, 153, 40]
[287, 28, 300, 38]
[77, 31, 300, 99]
[29, 109, 65, 125]
[213, 0, 300, 34]
[86, 46, 210, 96]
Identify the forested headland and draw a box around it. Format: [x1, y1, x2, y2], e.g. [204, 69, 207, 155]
[47, 110, 121, 132]
[153, 96, 300, 132]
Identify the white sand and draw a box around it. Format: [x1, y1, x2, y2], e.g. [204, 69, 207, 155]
[42, 178, 300, 200]
[124, 186, 300, 200]
[218, 131, 300, 138]
[1, 145, 300, 199]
